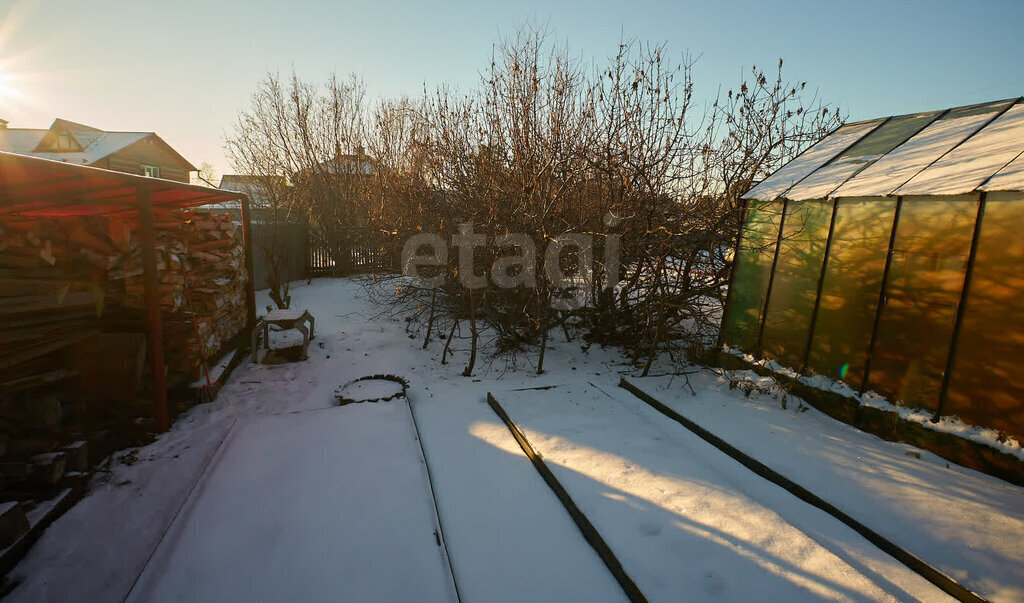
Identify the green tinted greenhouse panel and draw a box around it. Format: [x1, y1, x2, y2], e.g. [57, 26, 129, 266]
[946, 192, 1024, 438]
[786, 111, 942, 201]
[722, 201, 784, 351]
[805, 198, 896, 384]
[866, 196, 979, 410]
[761, 200, 833, 367]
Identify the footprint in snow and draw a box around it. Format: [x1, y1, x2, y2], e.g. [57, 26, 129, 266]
[638, 523, 662, 537]
[701, 572, 726, 596]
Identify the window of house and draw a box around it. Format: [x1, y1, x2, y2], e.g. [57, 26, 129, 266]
[142, 165, 160, 178]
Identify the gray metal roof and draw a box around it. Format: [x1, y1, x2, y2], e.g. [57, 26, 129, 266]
[743, 97, 1024, 201]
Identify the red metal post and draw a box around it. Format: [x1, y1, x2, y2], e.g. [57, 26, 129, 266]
[240, 195, 258, 330]
[137, 184, 169, 432]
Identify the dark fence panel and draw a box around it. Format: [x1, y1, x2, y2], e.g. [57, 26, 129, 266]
[306, 229, 398, 278]
[249, 222, 309, 290]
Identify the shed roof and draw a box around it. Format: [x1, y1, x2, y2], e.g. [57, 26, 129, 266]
[743, 97, 1024, 201]
[0, 151, 246, 216]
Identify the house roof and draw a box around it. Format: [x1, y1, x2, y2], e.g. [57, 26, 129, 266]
[743, 97, 1024, 201]
[217, 174, 289, 209]
[0, 152, 246, 217]
[0, 118, 196, 171]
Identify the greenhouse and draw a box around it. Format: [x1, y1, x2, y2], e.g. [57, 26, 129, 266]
[721, 97, 1024, 439]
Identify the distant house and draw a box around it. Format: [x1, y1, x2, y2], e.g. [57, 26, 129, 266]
[0, 118, 196, 182]
[218, 174, 289, 210]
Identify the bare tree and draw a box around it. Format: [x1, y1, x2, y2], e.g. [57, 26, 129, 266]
[226, 26, 842, 377]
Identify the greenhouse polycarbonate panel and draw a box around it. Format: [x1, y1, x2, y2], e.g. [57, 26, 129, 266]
[897, 104, 1024, 196]
[832, 100, 1016, 198]
[721, 201, 784, 351]
[760, 200, 833, 367]
[866, 196, 979, 410]
[945, 192, 1024, 438]
[979, 150, 1024, 192]
[741, 120, 883, 201]
[805, 198, 896, 384]
[785, 111, 942, 201]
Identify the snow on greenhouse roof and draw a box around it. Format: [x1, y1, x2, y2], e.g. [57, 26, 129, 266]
[897, 104, 1024, 195]
[980, 151, 1024, 192]
[743, 97, 1024, 201]
[741, 119, 884, 202]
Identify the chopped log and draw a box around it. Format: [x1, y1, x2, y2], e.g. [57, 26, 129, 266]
[31, 452, 66, 485]
[0, 463, 33, 480]
[108, 219, 132, 252]
[192, 238, 235, 251]
[61, 441, 88, 472]
[68, 225, 114, 254]
[0, 254, 43, 269]
[0, 502, 29, 548]
[26, 396, 62, 429]
[5, 440, 57, 457]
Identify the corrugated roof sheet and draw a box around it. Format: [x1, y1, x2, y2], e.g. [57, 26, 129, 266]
[0, 152, 246, 216]
[743, 97, 1024, 201]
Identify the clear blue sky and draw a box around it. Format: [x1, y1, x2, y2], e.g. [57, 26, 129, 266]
[1, 0, 1021, 177]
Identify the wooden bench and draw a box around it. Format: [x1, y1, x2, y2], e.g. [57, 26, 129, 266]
[252, 309, 316, 362]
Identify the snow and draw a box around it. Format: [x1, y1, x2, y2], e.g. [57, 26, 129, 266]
[495, 385, 949, 602]
[265, 308, 311, 322]
[742, 119, 883, 201]
[126, 403, 458, 603]
[897, 104, 1024, 196]
[634, 373, 1024, 602]
[831, 111, 999, 198]
[6, 277, 1024, 602]
[783, 153, 882, 201]
[979, 150, 1024, 192]
[336, 378, 405, 401]
[724, 347, 1024, 462]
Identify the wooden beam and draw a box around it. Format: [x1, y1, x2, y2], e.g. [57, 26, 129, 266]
[240, 195, 257, 331]
[137, 184, 169, 432]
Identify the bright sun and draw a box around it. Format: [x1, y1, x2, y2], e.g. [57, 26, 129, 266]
[0, 72, 20, 104]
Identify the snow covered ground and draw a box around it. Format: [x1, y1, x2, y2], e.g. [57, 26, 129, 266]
[6, 277, 1024, 602]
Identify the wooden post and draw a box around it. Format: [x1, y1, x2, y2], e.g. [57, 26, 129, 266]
[137, 185, 169, 432]
[240, 195, 257, 330]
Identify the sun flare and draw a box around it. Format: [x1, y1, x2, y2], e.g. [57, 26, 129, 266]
[0, 72, 21, 104]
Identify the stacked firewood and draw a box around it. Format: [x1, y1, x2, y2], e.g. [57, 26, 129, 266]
[122, 210, 249, 377]
[0, 209, 248, 502]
